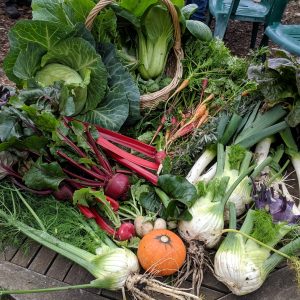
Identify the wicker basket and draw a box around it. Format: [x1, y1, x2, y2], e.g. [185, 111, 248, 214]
[85, 0, 184, 110]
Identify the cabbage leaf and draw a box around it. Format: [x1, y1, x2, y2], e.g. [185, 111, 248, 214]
[79, 44, 140, 131]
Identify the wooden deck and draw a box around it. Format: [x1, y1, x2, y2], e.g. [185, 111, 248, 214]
[0, 238, 299, 300]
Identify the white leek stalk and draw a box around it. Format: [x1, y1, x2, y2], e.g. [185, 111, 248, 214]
[198, 163, 217, 183]
[186, 148, 216, 184]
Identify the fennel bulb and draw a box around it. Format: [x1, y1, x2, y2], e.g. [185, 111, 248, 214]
[179, 190, 225, 248]
[215, 206, 300, 295]
[179, 144, 254, 248]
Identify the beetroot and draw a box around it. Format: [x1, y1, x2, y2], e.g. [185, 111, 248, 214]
[117, 222, 135, 241]
[53, 184, 74, 201]
[105, 173, 130, 200]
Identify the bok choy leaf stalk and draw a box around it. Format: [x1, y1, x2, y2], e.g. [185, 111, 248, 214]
[0, 184, 199, 300]
[187, 104, 288, 185]
[137, 5, 174, 79]
[214, 202, 300, 296]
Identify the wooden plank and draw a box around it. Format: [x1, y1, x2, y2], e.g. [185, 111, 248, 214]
[28, 247, 57, 275]
[0, 246, 19, 262]
[63, 263, 101, 295]
[10, 240, 41, 268]
[179, 279, 226, 300]
[0, 261, 110, 300]
[101, 289, 126, 300]
[46, 254, 72, 281]
[202, 269, 230, 293]
[0, 238, 27, 262]
[64, 263, 95, 285]
[217, 266, 300, 300]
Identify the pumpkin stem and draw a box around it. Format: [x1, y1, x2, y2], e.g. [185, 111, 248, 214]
[160, 235, 170, 243]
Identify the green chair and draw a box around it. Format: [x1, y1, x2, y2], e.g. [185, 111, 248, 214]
[208, 0, 288, 48]
[262, 1, 300, 56]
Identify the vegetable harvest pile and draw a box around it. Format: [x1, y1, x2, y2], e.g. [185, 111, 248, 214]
[0, 0, 300, 299]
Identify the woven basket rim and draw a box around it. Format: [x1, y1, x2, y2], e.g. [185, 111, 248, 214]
[85, 0, 184, 110]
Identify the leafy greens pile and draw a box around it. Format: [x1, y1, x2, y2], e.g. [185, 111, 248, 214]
[4, 0, 141, 131]
[248, 49, 300, 128]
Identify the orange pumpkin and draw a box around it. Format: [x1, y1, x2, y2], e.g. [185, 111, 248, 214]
[137, 229, 186, 276]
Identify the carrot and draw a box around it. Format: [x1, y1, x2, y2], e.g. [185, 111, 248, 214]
[150, 115, 166, 144]
[173, 78, 190, 95]
[196, 109, 209, 128]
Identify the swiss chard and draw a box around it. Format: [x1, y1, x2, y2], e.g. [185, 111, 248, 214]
[248, 49, 300, 127]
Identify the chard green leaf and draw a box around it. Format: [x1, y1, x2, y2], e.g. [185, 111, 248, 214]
[138, 175, 198, 221]
[0, 109, 23, 141]
[286, 100, 300, 127]
[139, 188, 165, 214]
[21, 136, 49, 152]
[158, 174, 198, 207]
[21, 105, 59, 133]
[1, 135, 49, 153]
[73, 187, 101, 207]
[23, 159, 66, 190]
[0, 152, 17, 179]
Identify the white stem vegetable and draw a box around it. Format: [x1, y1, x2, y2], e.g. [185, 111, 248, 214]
[186, 148, 216, 184]
[215, 205, 300, 295]
[197, 162, 217, 183]
[179, 144, 255, 248]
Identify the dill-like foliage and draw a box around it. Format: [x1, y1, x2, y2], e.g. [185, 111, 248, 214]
[251, 210, 281, 245]
[0, 182, 106, 253]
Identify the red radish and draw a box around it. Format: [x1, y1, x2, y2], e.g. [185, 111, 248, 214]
[117, 222, 135, 241]
[105, 173, 130, 200]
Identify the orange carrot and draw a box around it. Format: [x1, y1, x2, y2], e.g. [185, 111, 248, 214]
[196, 110, 209, 128]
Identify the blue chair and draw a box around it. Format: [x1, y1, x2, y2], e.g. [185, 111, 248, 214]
[208, 0, 288, 48]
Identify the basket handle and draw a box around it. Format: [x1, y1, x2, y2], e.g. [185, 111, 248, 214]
[85, 0, 182, 54]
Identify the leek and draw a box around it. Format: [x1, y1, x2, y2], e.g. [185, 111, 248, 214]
[187, 104, 288, 184]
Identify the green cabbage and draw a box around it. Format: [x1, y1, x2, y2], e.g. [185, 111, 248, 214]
[4, 20, 107, 117]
